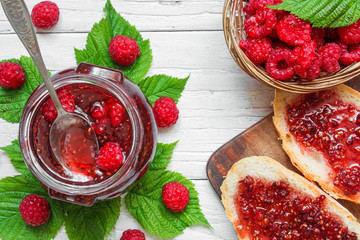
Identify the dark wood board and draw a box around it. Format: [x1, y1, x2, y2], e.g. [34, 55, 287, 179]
[206, 79, 360, 219]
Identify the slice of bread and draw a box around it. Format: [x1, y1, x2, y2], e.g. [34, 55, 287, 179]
[273, 85, 360, 203]
[220, 156, 360, 239]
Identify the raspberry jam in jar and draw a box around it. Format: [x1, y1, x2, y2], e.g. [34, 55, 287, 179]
[235, 176, 357, 239]
[19, 63, 157, 206]
[287, 90, 360, 196]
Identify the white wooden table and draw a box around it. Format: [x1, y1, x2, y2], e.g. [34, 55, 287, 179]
[0, 0, 274, 239]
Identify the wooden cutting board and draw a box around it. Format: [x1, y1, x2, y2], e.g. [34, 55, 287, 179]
[206, 79, 360, 219]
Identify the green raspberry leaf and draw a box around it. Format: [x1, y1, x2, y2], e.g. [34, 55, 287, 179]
[270, 0, 360, 28]
[0, 174, 65, 240]
[0, 56, 44, 123]
[0, 139, 28, 174]
[74, 0, 152, 84]
[64, 197, 121, 240]
[125, 170, 211, 239]
[137, 75, 189, 105]
[150, 141, 179, 171]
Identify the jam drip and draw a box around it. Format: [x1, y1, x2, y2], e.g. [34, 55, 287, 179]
[235, 176, 357, 240]
[287, 90, 360, 195]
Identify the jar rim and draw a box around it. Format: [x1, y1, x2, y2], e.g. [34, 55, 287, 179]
[19, 67, 144, 195]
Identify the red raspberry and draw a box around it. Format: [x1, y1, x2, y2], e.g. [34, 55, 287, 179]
[318, 42, 342, 60]
[96, 142, 124, 171]
[243, 0, 257, 15]
[120, 229, 146, 240]
[153, 97, 179, 128]
[244, 9, 277, 38]
[105, 100, 125, 127]
[109, 35, 141, 66]
[162, 182, 190, 212]
[318, 43, 341, 74]
[0, 62, 26, 89]
[338, 19, 360, 45]
[90, 103, 106, 119]
[31, 1, 59, 30]
[289, 41, 316, 78]
[19, 194, 50, 226]
[304, 53, 323, 81]
[42, 89, 77, 123]
[277, 14, 312, 46]
[311, 27, 325, 48]
[339, 44, 360, 65]
[239, 37, 272, 65]
[321, 58, 340, 74]
[265, 48, 294, 81]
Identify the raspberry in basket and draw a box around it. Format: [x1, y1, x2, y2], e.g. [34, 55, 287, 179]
[318, 43, 341, 74]
[277, 14, 311, 46]
[290, 41, 317, 78]
[338, 19, 360, 45]
[265, 48, 294, 81]
[339, 44, 360, 66]
[244, 9, 277, 38]
[239, 37, 272, 65]
[31, 1, 60, 30]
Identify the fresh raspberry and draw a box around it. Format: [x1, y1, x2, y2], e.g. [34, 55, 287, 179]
[109, 35, 141, 66]
[321, 58, 340, 74]
[244, 9, 277, 38]
[338, 19, 360, 45]
[153, 97, 179, 128]
[162, 182, 190, 212]
[265, 48, 294, 81]
[19, 194, 50, 226]
[304, 53, 323, 81]
[290, 41, 316, 78]
[31, 1, 59, 30]
[0, 62, 26, 89]
[339, 44, 360, 65]
[120, 229, 146, 240]
[277, 14, 312, 46]
[243, 0, 257, 15]
[90, 103, 106, 119]
[42, 89, 76, 123]
[318, 43, 341, 74]
[239, 37, 272, 65]
[105, 100, 125, 127]
[96, 142, 124, 171]
[311, 27, 325, 48]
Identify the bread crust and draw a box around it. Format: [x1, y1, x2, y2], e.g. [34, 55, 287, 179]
[220, 156, 360, 239]
[273, 84, 360, 203]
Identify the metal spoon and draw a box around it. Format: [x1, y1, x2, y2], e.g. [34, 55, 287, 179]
[1, 0, 99, 179]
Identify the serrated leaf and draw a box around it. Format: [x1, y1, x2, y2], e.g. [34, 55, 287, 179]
[74, 0, 152, 83]
[64, 197, 121, 240]
[0, 56, 45, 123]
[0, 174, 65, 240]
[270, 0, 360, 28]
[137, 75, 189, 105]
[125, 170, 211, 239]
[150, 142, 178, 171]
[0, 139, 28, 174]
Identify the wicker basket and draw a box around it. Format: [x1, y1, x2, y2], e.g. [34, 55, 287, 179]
[223, 0, 360, 93]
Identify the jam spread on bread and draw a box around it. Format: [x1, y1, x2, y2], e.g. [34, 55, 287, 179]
[287, 90, 360, 195]
[235, 176, 357, 239]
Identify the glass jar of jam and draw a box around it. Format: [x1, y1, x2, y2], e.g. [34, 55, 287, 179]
[19, 63, 157, 206]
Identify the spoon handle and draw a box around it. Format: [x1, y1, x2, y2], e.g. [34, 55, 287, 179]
[0, 0, 64, 112]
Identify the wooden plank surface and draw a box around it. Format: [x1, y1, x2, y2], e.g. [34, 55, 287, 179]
[206, 79, 360, 221]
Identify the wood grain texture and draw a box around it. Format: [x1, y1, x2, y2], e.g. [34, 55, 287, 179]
[207, 79, 360, 221]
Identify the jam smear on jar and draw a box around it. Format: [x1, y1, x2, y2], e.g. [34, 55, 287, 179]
[287, 90, 360, 195]
[235, 176, 357, 240]
[32, 83, 133, 183]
